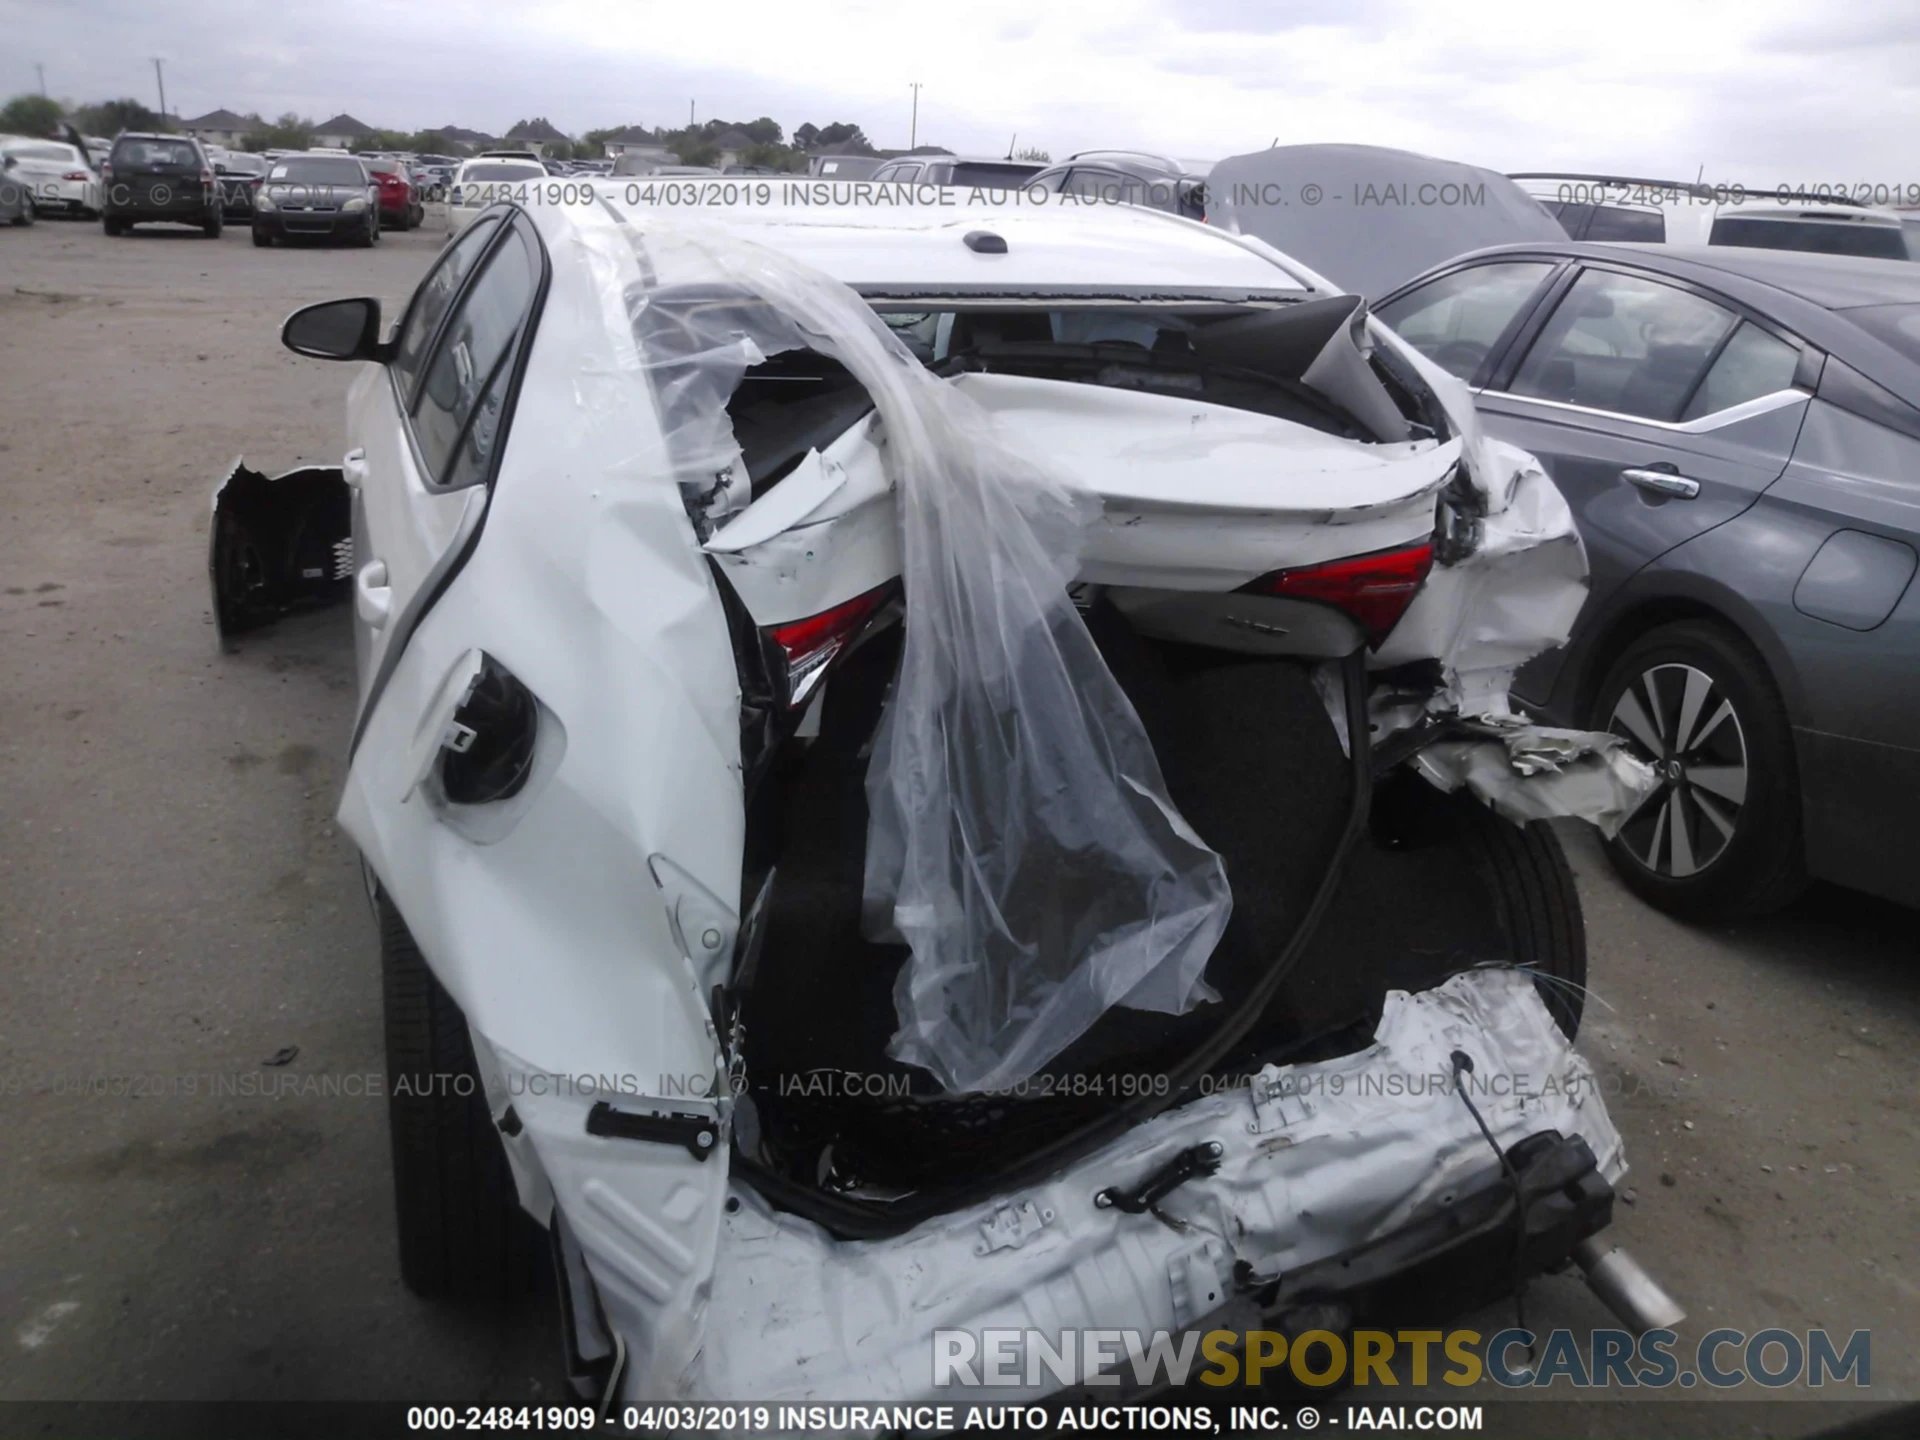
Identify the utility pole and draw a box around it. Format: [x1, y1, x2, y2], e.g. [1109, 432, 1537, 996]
[36, 62, 47, 97]
[690, 99, 695, 127]
[909, 82, 922, 149]
[152, 57, 168, 122]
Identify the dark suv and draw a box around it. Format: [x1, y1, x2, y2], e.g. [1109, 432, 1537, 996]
[101, 134, 222, 237]
[1027, 150, 1210, 220]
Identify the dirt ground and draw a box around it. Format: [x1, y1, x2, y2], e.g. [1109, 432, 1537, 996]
[1, 208, 1915, 1432]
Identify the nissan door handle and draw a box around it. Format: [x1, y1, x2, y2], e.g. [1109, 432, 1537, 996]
[1622, 468, 1700, 499]
[355, 559, 391, 629]
[343, 448, 369, 487]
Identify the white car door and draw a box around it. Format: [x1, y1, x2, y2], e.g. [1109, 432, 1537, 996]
[348, 212, 537, 704]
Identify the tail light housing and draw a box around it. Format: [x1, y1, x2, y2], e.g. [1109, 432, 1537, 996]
[1239, 540, 1434, 649]
[763, 581, 897, 708]
[63, 170, 90, 182]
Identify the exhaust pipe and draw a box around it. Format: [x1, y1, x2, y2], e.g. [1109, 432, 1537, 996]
[1572, 1234, 1686, 1331]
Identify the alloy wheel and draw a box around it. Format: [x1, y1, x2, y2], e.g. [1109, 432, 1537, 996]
[1608, 662, 1748, 878]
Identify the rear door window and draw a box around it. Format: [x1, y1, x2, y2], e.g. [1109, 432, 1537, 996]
[392, 216, 504, 400]
[411, 227, 538, 487]
[1374, 260, 1556, 380]
[1510, 269, 1737, 421]
[1681, 322, 1801, 420]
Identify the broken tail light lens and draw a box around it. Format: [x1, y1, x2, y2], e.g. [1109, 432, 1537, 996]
[1239, 540, 1434, 649]
[764, 581, 897, 708]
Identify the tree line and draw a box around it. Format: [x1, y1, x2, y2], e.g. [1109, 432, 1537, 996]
[1, 94, 908, 170]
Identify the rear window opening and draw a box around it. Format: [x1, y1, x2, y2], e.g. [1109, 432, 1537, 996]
[873, 301, 1439, 442]
[724, 348, 875, 495]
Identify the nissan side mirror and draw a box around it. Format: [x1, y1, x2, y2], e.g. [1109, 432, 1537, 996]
[282, 297, 388, 363]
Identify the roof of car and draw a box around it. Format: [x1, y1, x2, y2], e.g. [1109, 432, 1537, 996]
[564, 195, 1315, 296]
[1431, 240, 1920, 312]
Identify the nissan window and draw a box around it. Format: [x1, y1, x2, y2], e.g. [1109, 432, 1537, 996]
[1374, 261, 1555, 380]
[1680, 322, 1802, 420]
[1509, 269, 1736, 421]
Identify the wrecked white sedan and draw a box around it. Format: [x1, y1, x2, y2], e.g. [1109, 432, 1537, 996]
[212, 194, 1673, 1405]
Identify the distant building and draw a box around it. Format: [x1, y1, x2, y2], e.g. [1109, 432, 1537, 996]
[312, 113, 375, 149]
[713, 128, 755, 168]
[434, 125, 495, 154]
[181, 108, 254, 150]
[600, 125, 671, 166]
[504, 117, 570, 157]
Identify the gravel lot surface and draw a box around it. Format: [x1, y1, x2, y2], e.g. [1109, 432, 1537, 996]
[1, 209, 1914, 1431]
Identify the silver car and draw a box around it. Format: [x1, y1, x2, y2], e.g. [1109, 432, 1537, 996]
[1378, 243, 1920, 919]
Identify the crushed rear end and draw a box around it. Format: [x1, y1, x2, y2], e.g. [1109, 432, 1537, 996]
[230, 199, 1665, 1405]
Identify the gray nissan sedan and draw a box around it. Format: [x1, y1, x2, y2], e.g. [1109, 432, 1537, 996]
[1378, 243, 1920, 920]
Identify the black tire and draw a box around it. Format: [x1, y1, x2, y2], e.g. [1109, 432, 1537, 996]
[1590, 619, 1804, 921]
[379, 894, 541, 1304]
[252, 227, 271, 247]
[102, 215, 122, 236]
[203, 216, 222, 238]
[1440, 791, 1589, 1038]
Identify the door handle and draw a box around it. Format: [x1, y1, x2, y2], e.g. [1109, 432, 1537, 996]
[355, 559, 391, 629]
[343, 448, 369, 487]
[1622, 468, 1700, 499]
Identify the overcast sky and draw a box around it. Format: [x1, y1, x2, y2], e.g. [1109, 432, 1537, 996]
[6, 0, 1917, 181]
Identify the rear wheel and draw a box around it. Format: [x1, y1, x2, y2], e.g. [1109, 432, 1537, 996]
[102, 215, 122, 235]
[1439, 789, 1588, 1038]
[1591, 620, 1803, 921]
[203, 214, 222, 239]
[379, 893, 541, 1304]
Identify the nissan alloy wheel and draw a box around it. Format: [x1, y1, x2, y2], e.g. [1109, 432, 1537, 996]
[1608, 661, 1748, 878]
[1591, 620, 1804, 921]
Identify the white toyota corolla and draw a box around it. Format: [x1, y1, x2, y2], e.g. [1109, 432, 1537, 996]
[210, 190, 1675, 1407]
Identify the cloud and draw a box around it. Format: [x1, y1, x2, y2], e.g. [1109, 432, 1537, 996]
[2, 0, 1915, 181]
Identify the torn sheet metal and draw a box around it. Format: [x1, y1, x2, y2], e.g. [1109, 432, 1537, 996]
[618, 215, 1232, 1094]
[688, 968, 1623, 1403]
[1412, 722, 1659, 837]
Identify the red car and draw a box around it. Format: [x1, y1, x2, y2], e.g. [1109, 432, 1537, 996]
[361, 158, 423, 230]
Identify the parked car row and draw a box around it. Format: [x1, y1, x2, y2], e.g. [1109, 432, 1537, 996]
[63, 132, 430, 246]
[0, 133, 101, 217]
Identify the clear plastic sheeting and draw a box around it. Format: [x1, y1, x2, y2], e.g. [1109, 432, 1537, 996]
[616, 214, 1233, 1094]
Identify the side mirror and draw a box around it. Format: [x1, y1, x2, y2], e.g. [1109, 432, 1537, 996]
[282, 297, 387, 363]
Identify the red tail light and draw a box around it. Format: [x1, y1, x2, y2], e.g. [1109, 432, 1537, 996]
[764, 582, 896, 707]
[1240, 540, 1434, 649]
[63, 170, 90, 182]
